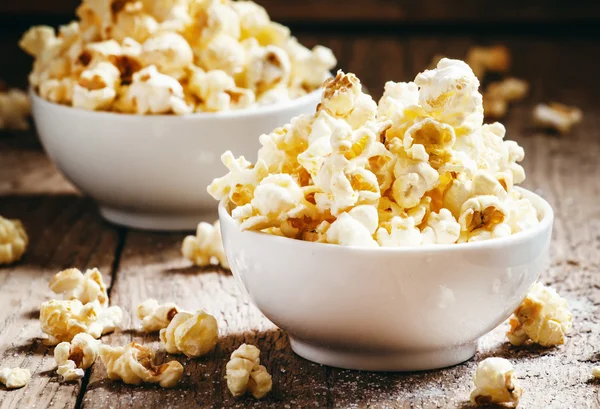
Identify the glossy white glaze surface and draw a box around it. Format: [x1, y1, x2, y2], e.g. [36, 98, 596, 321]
[31, 90, 321, 231]
[219, 188, 554, 371]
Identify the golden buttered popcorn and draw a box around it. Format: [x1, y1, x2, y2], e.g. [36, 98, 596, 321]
[226, 344, 272, 399]
[0, 367, 31, 389]
[49, 267, 109, 307]
[54, 333, 101, 381]
[99, 342, 183, 388]
[182, 221, 229, 269]
[159, 310, 219, 358]
[209, 60, 540, 247]
[20, 0, 337, 114]
[136, 299, 180, 332]
[470, 358, 521, 406]
[0, 216, 28, 265]
[507, 282, 572, 347]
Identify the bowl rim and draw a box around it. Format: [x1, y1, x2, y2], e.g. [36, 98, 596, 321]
[218, 186, 554, 253]
[29, 86, 322, 121]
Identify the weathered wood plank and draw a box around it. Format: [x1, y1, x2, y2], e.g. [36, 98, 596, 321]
[0, 194, 120, 409]
[80, 233, 330, 409]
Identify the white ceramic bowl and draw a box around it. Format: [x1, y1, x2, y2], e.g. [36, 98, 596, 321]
[31, 90, 321, 231]
[219, 188, 553, 371]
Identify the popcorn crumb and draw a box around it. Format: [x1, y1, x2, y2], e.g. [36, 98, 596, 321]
[470, 358, 521, 406]
[532, 103, 583, 134]
[226, 344, 272, 399]
[159, 310, 218, 358]
[592, 366, 600, 379]
[0, 216, 28, 264]
[99, 342, 183, 388]
[40, 299, 123, 345]
[0, 367, 31, 389]
[0, 89, 31, 130]
[507, 282, 572, 347]
[49, 267, 109, 307]
[54, 333, 100, 381]
[182, 221, 229, 269]
[136, 299, 180, 332]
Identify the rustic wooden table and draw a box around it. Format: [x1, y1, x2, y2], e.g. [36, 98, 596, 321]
[1, 30, 599, 409]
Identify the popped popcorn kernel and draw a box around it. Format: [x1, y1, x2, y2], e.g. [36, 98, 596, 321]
[466, 45, 511, 79]
[40, 299, 122, 345]
[226, 344, 272, 399]
[182, 220, 229, 268]
[0, 368, 31, 389]
[54, 333, 100, 381]
[210, 62, 538, 247]
[532, 102, 583, 134]
[125, 65, 192, 114]
[99, 342, 183, 388]
[49, 267, 109, 307]
[136, 299, 180, 332]
[0, 216, 28, 264]
[159, 310, 218, 358]
[483, 78, 529, 119]
[0, 89, 31, 131]
[507, 282, 572, 347]
[470, 358, 521, 406]
[592, 366, 600, 379]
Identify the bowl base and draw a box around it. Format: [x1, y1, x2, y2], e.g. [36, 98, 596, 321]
[289, 338, 477, 372]
[100, 206, 209, 231]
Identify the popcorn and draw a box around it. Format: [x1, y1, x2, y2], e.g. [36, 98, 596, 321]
[99, 342, 183, 388]
[470, 358, 521, 406]
[0, 216, 28, 264]
[182, 220, 229, 268]
[22, 0, 335, 113]
[507, 282, 572, 347]
[0, 368, 31, 389]
[483, 78, 529, 119]
[40, 299, 123, 345]
[592, 367, 600, 379]
[226, 344, 272, 399]
[139, 32, 193, 79]
[159, 310, 219, 358]
[0, 89, 31, 130]
[465, 45, 511, 79]
[49, 267, 109, 307]
[126, 65, 192, 114]
[136, 299, 180, 332]
[209, 62, 538, 247]
[532, 103, 583, 134]
[54, 333, 100, 381]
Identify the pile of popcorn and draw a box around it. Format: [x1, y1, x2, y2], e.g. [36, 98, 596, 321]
[208, 59, 540, 247]
[19, 0, 336, 114]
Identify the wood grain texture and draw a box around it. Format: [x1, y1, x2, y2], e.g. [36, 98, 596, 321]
[1, 34, 600, 408]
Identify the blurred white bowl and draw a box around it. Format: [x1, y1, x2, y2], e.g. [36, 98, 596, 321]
[31, 90, 321, 231]
[219, 188, 553, 371]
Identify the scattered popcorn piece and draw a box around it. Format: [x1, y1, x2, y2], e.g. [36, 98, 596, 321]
[40, 299, 123, 345]
[182, 220, 229, 269]
[532, 103, 583, 134]
[483, 78, 529, 119]
[54, 333, 100, 381]
[507, 282, 572, 347]
[99, 342, 183, 388]
[0, 216, 28, 264]
[470, 358, 521, 406]
[0, 89, 31, 130]
[159, 310, 218, 358]
[592, 366, 600, 379]
[136, 299, 180, 332]
[0, 368, 31, 389]
[49, 267, 109, 307]
[209, 61, 537, 247]
[226, 344, 272, 399]
[466, 45, 511, 79]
